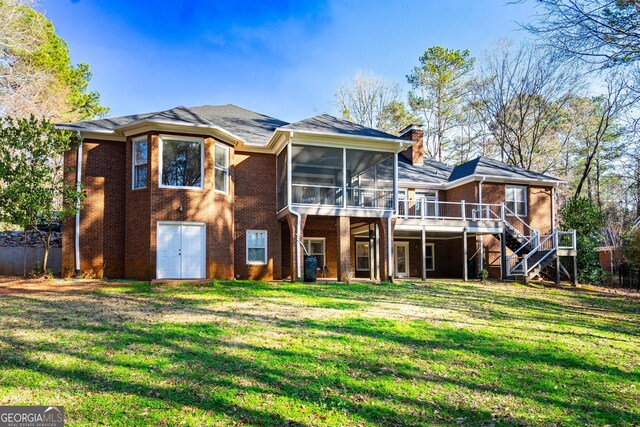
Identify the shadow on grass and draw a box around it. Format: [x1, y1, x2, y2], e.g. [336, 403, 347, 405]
[0, 280, 638, 426]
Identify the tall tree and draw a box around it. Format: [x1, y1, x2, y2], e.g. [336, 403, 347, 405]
[565, 75, 629, 201]
[0, 0, 108, 120]
[523, 0, 640, 68]
[335, 71, 414, 134]
[473, 41, 579, 172]
[0, 116, 84, 272]
[407, 46, 475, 162]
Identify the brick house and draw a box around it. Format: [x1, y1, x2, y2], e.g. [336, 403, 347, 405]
[60, 104, 577, 283]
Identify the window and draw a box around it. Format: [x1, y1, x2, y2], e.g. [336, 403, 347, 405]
[159, 136, 203, 189]
[424, 243, 435, 271]
[246, 230, 267, 264]
[398, 189, 407, 216]
[356, 241, 370, 271]
[505, 185, 527, 216]
[303, 238, 325, 270]
[133, 137, 148, 189]
[415, 190, 438, 217]
[215, 143, 229, 193]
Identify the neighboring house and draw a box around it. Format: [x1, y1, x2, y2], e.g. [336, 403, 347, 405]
[59, 104, 577, 283]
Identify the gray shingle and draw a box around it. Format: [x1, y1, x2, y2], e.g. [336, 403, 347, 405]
[280, 114, 404, 141]
[398, 156, 454, 184]
[448, 156, 560, 182]
[189, 104, 288, 146]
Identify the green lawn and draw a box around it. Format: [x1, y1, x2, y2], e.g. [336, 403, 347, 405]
[0, 279, 639, 426]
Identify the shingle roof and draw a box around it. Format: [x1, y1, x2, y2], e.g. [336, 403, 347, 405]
[189, 104, 289, 146]
[280, 114, 405, 141]
[397, 156, 454, 184]
[59, 104, 289, 146]
[448, 156, 560, 182]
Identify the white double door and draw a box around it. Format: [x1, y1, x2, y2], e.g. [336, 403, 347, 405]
[157, 222, 205, 279]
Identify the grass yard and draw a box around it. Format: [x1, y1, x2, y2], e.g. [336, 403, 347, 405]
[0, 278, 638, 426]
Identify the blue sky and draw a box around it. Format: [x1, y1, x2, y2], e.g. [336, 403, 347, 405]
[41, 0, 536, 123]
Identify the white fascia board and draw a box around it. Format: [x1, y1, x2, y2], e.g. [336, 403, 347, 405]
[443, 174, 561, 189]
[115, 119, 246, 146]
[268, 129, 412, 152]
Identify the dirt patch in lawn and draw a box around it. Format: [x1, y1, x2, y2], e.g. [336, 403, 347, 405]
[0, 276, 118, 295]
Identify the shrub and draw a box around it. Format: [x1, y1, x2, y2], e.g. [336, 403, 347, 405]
[559, 197, 605, 284]
[478, 269, 489, 283]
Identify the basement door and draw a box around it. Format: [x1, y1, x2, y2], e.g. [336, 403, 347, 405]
[394, 242, 410, 278]
[156, 222, 205, 279]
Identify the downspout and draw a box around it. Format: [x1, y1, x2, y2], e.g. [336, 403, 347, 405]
[74, 136, 83, 275]
[387, 151, 399, 282]
[286, 132, 303, 280]
[478, 176, 486, 271]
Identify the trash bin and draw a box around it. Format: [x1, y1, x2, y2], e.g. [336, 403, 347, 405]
[467, 259, 476, 279]
[304, 255, 317, 282]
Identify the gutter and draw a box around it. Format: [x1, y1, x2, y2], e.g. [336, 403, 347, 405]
[74, 137, 83, 275]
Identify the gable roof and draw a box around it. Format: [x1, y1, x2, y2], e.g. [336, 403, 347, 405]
[448, 156, 560, 183]
[279, 114, 405, 141]
[59, 104, 289, 147]
[189, 104, 289, 147]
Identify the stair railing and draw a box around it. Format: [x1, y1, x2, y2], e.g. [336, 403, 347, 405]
[506, 232, 541, 275]
[521, 230, 557, 274]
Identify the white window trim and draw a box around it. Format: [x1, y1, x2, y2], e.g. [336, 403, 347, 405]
[214, 142, 230, 195]
[246, 230, 268, 265]
[425, 243, 435, 272]
[505, 185, 528, 217]
[303, 237, 326, 268]
[355, 241, 370, 271]
[158, 135, 205, 190]
[132, 136, 148, 190]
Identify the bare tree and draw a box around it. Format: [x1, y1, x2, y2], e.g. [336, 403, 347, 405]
[473, 40, 580, 172]
[522, 0, 640, 68]
[335, 71, 407, 132]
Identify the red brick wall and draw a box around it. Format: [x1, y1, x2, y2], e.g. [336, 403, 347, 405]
[62, 139, 126, 278]
[442, 182, 478, 203]
[146, 133, 235, 280]
[303, 216, 339, 278]
[233, 151, 281, 280]
[125, 133, 152, 279]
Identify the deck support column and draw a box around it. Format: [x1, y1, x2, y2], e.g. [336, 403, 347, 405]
[286, 213, 307, 281]
[421, 228, 426, 281]
[369, 224, 376, 281]
[337, 216, 351, 283]
[462, 229, 468, 282]
[572, 255, 578, 286]
[500, 231, 506, 280]
[377, 217, 395, 282]
[555, 254, 561, 285]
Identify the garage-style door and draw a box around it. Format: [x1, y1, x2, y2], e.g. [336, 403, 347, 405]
[157, 223, 205, 279]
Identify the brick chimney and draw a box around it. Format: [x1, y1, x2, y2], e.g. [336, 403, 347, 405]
[399, 124, 424, 166]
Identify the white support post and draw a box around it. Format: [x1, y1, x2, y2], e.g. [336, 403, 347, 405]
[421, 227, 426, 281]
[462, 229, 468, 281]
[393, 153, 398, 214]
[572, 229, 577, 250]
[342, 147, 347, 209]
[461, 200, 466, 221]
[500, 203, 505, 221]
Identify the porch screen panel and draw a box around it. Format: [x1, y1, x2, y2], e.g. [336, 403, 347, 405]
[291, 145, 343, 206]
[345, 149, 393, 208]
[277, 146, 288, 211]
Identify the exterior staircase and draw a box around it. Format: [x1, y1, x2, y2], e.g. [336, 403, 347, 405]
[497, 206, 576, 282]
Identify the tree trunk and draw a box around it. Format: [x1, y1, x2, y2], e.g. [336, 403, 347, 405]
[43, 231, 51, 272]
